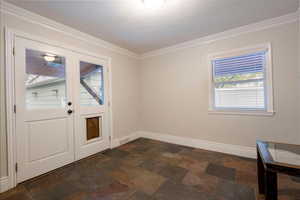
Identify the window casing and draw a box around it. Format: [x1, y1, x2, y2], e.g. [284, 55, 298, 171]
[209, 44, 274, 115]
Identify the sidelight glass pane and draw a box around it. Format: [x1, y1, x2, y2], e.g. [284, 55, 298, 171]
[25, 49, 66, 109]
[86, 116, 102, 140]
[79, 61, 104, 106]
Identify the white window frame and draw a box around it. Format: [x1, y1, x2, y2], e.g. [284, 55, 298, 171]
[208, 43, 274, 116]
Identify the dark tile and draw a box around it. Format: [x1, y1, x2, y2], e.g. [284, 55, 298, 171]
[131, 145, 151, 153]
[109, 165, 166, 195]
[157, 152, 182, 166]
[183, 172, 218, 195]
[88, 181, 134, 200]
[158, 164, 188, 182]
[0, 192, 32, 200]
[163, 143, 184, 154]
[153, 180, 214, 200]
[127, 191, 152, 200]
[206, 163, 236, 181]
[236, 170, 257, 189]
[63, 191, 89, 200]
[126, 166, 166, 195]
[118, 143, 139, 152]
[75, 172, 115, 192]
[132, 138, 153, 146]
[0, 186, 29, 200]
[177, 155, 209, 174]
[139, 159, 168, 173]
[0, 138, 299, 200]
[103, 149, 130, 159]
[222, 156, 256, 173]
[95, 157, 121, 173]
[216, 179, 255, 200]
[29, 180, 80, 200]
[176, 145, 195, 152]
[24, 172, 62, 194]
[121, 153, 146, 167]
[180, 149, 224, 164]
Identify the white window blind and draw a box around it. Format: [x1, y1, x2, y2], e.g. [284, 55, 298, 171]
[212, 51, 267, 110]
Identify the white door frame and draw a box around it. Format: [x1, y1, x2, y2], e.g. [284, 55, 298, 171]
[4, 27, 114, 190]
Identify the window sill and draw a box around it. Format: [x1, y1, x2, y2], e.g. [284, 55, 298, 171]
[208, 109, 275, 116]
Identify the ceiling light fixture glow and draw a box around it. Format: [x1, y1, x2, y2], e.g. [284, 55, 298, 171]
[143, 0, 165, 9]
[43, 54, 56, 62]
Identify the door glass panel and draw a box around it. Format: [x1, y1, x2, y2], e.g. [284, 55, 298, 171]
[80, 61, 104, 106]
[86, 116, 102, 140]
[25, 49, 66, 109]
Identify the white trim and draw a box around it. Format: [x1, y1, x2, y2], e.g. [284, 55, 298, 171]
[5, 28, 17, 191]
[4, 28, 114, 191]
[207, 43, 274, 116]
[208, 110, 274, 117]
[141, 11, 299, 59]
[8, 28, 112, 62]
[138, 131, 256, 159]
[110, 132, 140, 149]
[208, 43, 270, 60]
[0, 1, 139, 59]
[108, 59, 114, 146]
[0, 177, 9, 193]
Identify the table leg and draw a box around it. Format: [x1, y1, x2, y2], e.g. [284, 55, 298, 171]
[265, 171, 278, 200]
[257, 147, 265, 194]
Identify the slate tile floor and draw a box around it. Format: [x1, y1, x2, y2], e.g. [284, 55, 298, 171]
[1, 138, 300, 200]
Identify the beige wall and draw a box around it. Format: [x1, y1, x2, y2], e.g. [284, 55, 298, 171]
[1, 4, 300, 181]
[0, 11, 140, 178]
[140, 22, 300, 148]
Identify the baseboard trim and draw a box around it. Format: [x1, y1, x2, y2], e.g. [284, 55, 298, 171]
[0, 177, 9, 193]
[110, 132, 140, 149]
[137, 131, 256, 159]
[1, 131, 256, 193]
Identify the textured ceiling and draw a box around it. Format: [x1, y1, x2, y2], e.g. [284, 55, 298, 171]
[5, 0, 299, 54]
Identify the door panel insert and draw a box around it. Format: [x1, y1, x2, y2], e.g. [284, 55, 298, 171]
[86, 116, 102, 141]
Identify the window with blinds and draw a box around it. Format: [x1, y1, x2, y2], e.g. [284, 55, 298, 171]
[211, 49, 269, 111]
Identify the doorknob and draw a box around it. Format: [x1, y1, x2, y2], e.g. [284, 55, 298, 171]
[67, 110, 73, 114]
[67, 102, 72, 106]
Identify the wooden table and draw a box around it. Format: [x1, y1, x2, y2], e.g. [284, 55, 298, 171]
[256, 141, 300, 200]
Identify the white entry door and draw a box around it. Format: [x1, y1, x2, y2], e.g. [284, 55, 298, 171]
[14, 36, 110, 183]
[14, 37, 76, 183]
[73, 54, 110, 160]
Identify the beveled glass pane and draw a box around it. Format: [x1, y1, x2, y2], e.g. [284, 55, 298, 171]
[25, 49, 66, 109]
[86, 116, 102, 140]
[267, 143, 300, 166]
[80, 61, 104, 106]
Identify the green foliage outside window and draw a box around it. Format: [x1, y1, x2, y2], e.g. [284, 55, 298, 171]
[215, 72, 264, 88]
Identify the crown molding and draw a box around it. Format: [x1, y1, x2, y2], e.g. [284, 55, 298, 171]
[0, 1, 298, 60]
[0, 1, 140, 59]
[141, 11, 299, 59]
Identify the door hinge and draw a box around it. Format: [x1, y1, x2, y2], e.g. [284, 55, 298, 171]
[13, 47, 15, 56]
[13, 105, 16, 113]
[109, 136, 111, 141]
[108, 101, 111, 107]
[15, 163, 18, 173]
